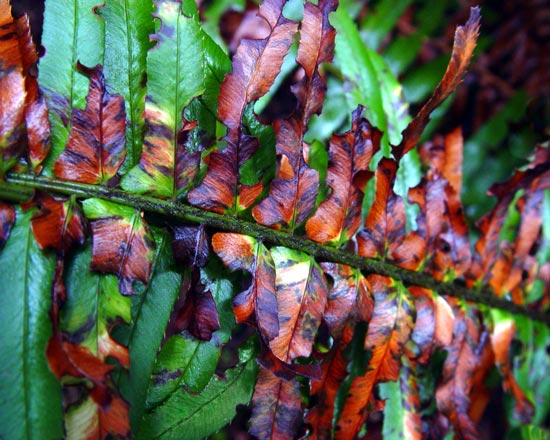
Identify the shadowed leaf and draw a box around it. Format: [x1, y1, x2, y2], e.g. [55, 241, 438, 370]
[53, 63, 126, 184]
[250, 365, 303, 440]
[357, 158, 425, 270]
[213, 232, 279, 342]
[83, 198, 155, 295]
[0, 201, 15, 250]
[172, 224, 210, 268]
[394, 7, 480, 160]
[268, 247, 328, 363]
[335, 276, 415, 439]
[189, 0, 298, 214]
[306, 107, 381, 244]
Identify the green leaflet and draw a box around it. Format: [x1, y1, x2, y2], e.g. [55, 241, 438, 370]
[138, 357, 257, 440]
[116, 227, 182, 431]
[61, 243, 131, 362]
[39, 0, 104, 175]
[331, 4, 410, 153]
[360, 0, 413, 51]
[121, 0, 229, 198]
[101, 0, 155, 173]
[0, 206, 63, 440]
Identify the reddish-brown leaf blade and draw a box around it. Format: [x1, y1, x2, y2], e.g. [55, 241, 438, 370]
[30, 192, 87, 256]
[435, 306, 488, 440]
[490, 319, 534, 423]
[305, 329, 353, 439]
[335, 276, 415, 439]
[306, 107, 381, 244]
[393, 7, 480, 160]
[53, 63, 126, 184]
[83, 199, 154, 295]
[249, 365, 303, 440]
[320, 262, 373, 339]
[0, 201, 15, 250]
[268, 247, 328, 363]
[172, 224, 210, 268]
[15, 14, 50, 171]
[252, 0, 338, 231]
[357, 158, 425, 270]
[0, 1, 26, 174]
[212, 233, 279, 342]
[189, 0, 298, 214]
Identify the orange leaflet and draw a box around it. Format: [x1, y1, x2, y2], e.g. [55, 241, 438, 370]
[335, 276, 415, 439]
[249, 365, 302, 440]
[393, 7, 480, 160]
[306, 106, 381, 244]
[252, 0, 338, 231]
[212, 233, 278, 343]
[53, 63, 126, 185]
[188, 0, 298, 214]
[357, 158, 425, 270]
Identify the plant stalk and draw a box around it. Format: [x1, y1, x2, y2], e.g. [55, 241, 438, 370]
[2, 173, 549, 324]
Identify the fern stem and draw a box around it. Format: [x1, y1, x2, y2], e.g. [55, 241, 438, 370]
[2, 172, 549, 324]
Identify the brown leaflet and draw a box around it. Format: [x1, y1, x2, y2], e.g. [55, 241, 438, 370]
[393, 7, 480, 160]
[399, 355, 422, 440]
[15, 14, 50, 171]
[212, 233, 278, 342]
[0, 0, 26, 174]
[357, 158, 425, 270]
[30, 192, 87, 256]
[249, 365, 303, 440]
[306, 107, 381, 244]
[169, 225, 220, 341]
[335, 276, 416, 439]
[268, 247, 328, 363]
[490, 319, 534, 423]
[188, 0, 298, 214]
[305, 327, 353, 439]
[252, 0, 338, 231]
[435, 306, 489, 440]
[0, 201, 15, 250]
[88, 211, 155, 296]
[53, 63, 126, 184]
[320, 262, 373, 339]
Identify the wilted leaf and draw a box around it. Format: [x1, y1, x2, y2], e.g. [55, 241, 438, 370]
[0, 0, 26, 174]
[335, 276, 415, 439]
[0, 201, 15, 250]
[252, 0, 338, 230]
[394, 7, 480, 160]
[172, 224, 210, 268]
[82, 198, 155, 295]
[435, 306, 489, 440]
[53, 63, 126, 184]
[0, 206, 63, 439]
[121, 0, 212, 198]
[139, 358, 257, 440]
[357, 158, 425, 270]
[212, 232, 278, 342]
[250, 365, 303, 440]
[320, 262, 373, 339]
[306, 107, 381, 245]
[268, 247, 328, 363]
[189, 0, 298, 214]
[30, 192, 87, 256]
[490, 317, 534, 423]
